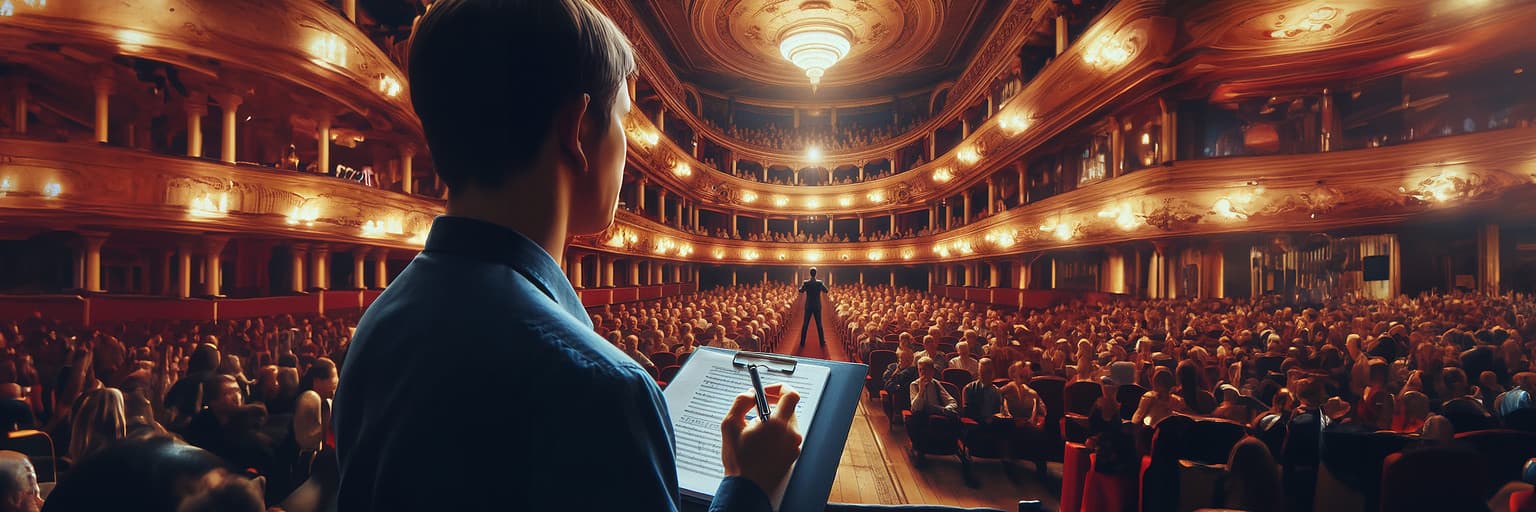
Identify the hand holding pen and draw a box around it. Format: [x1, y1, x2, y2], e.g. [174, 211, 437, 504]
[720, 379, 803, 496]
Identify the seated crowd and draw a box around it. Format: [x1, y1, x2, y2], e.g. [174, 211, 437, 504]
[838, 284, 1536, 511]
[586, 283, 795, 378]
[677, 227, 951, 244]
[0, 312, 355, 511]
[716, 165, 899, 187]
[712, 120, 924, 152]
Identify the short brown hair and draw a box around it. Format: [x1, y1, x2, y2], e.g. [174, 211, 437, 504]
[409, 0, 636, 190]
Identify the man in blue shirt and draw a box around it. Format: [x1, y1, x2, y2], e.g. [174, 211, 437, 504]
[332, 1, 802, 510]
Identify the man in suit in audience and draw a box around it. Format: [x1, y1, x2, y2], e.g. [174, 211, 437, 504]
[333, 2, 802, 510]
[798, 268, 830, 348]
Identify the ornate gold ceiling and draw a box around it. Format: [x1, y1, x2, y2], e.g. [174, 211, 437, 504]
[633, 0, 1011, 100]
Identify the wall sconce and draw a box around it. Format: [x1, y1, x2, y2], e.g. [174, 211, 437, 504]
[653, 237, 676, 255]
[43, 182, 61, 198]
[672, 162, 692, 178]
[287, 203, 320, 226]
[867, 249, 884, 261]
[900, 248, 915, 260]
[189, 192, 229, 218]
[117, 29, 150, 52]
[838, 196, 853, 207]
[932, 167, 955, 183]
[741, 190, 758, 203]
[998, 114, 1028, 136]
[743, 249, 761, 261]
[1211, 197, 1249, 220]
[378, 76, 403, 98]
[0, 177, 12, 194]
[805, 197, 822, 209]
[1084, 33, 1136, 68]
[984, 229, 1017, 248]
[1401, 170, 1472, 203]
[773, 195, 789, 207]
[1098, 203, 1140, 230]
[1040, 220, 1073, 241]
[867, 190, 886, 203]
[309, 32, 348, 67]
[712, 248, 726, 260]
[957, 147, 981, 165]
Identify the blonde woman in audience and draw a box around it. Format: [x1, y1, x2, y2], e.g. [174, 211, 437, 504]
[67, 387, 127, 465]
[1000, 361, 1041, 426]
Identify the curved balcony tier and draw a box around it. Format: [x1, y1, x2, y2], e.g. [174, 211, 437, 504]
[0, 138, 439, 250]
[625, 11, 1179, 215]
[584, 127, 1536, 265]
[620, 0, 1536, 217]
[4, 127, 1533, 268]
[0, 0, 420, 142]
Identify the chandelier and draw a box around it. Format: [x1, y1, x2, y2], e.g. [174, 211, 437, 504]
[779, 23, 852, 91]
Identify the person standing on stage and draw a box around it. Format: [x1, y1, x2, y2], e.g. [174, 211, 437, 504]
[798, 268, 830, 348]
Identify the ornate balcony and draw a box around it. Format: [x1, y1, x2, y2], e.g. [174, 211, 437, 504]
[0, 0, 421, 142]
[583, 127, 1536, 265]
[0, 138, 439, 250]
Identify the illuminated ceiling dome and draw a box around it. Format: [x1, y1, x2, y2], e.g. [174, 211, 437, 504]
[778, 22, 853, 90]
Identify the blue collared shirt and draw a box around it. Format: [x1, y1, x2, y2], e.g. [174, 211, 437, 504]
[333, 216, 769, 511]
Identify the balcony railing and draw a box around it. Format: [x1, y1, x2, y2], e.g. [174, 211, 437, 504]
[0, 138, 441, 251]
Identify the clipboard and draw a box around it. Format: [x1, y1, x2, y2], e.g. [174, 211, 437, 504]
[674, 347, 868, 512]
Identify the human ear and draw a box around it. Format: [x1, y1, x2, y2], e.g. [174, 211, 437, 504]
[555, 93, 592, 178]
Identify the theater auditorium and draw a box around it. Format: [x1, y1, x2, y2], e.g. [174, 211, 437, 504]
[1, 0, 1535, 511]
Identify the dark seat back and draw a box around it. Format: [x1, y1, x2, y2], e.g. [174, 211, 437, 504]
[1142, 415, 1197, 512]
[1182, 419, 1247, 466]
[649, 352, 677, 368]
[1117, 384, 1148, 420]
[658, 365, 682, 383]
[1380, 447, 1490, 511]
[942, 368, 974, 390]
[0, 430, 54, 484]
[868, 351, 898, 381]
[1456, 429, 1536, 497]
[1064, 381, 1103, 416]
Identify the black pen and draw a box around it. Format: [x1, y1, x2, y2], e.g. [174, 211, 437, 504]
[748, 364, 770, 421]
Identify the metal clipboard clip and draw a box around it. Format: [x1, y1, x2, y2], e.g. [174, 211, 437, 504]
[731, 351, 797, 375]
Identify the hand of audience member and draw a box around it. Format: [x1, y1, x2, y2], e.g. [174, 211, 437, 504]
[721, 382, 802, 496]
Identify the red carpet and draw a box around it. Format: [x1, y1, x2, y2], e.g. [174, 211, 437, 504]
[772, 295, 847, 362]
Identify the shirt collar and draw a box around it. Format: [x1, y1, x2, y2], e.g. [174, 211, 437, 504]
[422, 216, 592, 328]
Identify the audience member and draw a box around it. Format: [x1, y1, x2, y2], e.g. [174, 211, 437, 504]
[0, 451, 40, 512]
[950, 341, 979, 376]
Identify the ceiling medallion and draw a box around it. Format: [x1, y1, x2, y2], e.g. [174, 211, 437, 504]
[778, 19, 853, 91]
